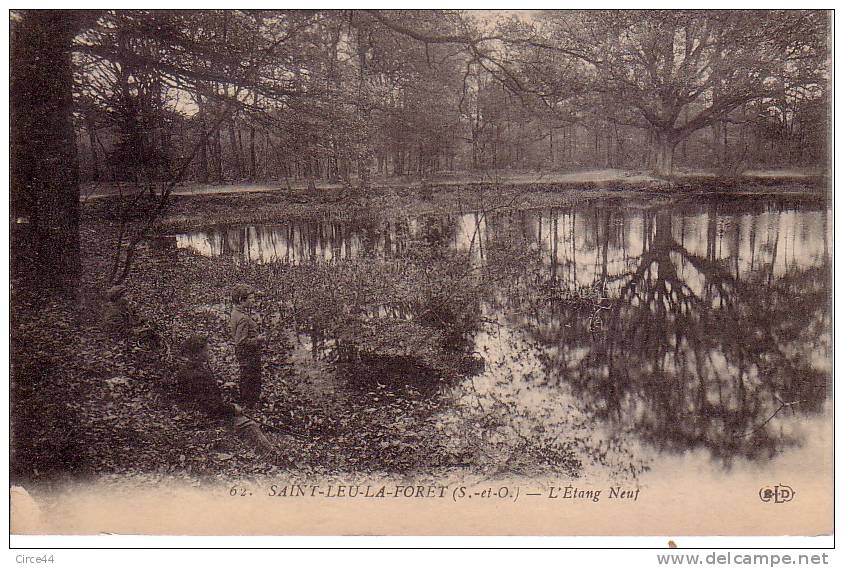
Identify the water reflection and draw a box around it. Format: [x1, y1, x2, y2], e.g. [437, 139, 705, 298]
[176, 198, 831, 466]
[175, 212, 495, 264]
[176, 222, 366, 264]
[498, 202, 830, 465]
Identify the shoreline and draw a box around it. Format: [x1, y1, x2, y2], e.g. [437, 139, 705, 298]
[81, 173, 830, 233]
[80, 169, 830, 201]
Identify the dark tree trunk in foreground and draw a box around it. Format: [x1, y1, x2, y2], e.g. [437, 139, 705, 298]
[11, 11, 81, 292]
[85, 113, 100, 182]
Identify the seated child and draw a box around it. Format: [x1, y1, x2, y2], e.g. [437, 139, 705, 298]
[174, 335, 275, 455]
[104, 284, 159, 349]
[175, 335, 239, 421]
[104, 285, 143, 332]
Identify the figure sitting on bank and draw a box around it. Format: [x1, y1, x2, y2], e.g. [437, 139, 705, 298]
[104, 284, 159, 350]
[174, 334, 275, 455]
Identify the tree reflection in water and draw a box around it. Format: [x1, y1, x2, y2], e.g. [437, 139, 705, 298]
[495, 200, 831, 465]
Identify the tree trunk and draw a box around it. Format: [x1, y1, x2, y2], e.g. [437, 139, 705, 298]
[644, 129, 653, 168]
[213, 127, 223, 184]
[237, 129, 245, 173]
[614, 122, 623, 167]
[11, 11, 81, 291]
[228, 120, 241, 179]
[394, 149, 404, 176]
[196, 96, 209, 183]
[197, 140, 209, 183]
[560, 127, 567, 166]
[249, 123, 257, 181]
[308, 155, 318, 191]
[653, 132, 677, 178]
[711, 122, 721, 169]
[159, 96, 171, 182]
[86, 113, 100, 182]
[593, 121, 599, 166]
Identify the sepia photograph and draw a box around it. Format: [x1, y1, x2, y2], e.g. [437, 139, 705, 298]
[8, 7, 833, 542]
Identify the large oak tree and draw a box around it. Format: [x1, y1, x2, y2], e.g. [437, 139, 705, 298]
[527, 10, 829, 176]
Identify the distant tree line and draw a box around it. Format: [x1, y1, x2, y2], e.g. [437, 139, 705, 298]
[67, 9, 829, 188]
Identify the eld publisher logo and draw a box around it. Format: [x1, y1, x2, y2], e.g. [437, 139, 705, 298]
[759, 484, 795, 503]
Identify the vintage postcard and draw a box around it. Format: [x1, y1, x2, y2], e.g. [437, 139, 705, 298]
[9, 8, 833, 538]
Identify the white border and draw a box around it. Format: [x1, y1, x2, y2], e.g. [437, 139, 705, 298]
[3, 1, 839, 560]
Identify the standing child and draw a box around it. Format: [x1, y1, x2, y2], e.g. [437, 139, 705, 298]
[229, 284, 266, 409]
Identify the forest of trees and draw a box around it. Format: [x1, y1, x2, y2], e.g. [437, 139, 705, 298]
[10, 10, 830, 290]
[25, 10, 832, 185]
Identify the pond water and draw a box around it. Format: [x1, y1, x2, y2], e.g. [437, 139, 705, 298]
[175, 196, 832, 479]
